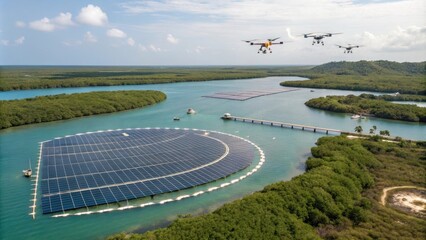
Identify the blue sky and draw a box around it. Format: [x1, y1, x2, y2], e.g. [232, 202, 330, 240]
[0, 0, 425, 65]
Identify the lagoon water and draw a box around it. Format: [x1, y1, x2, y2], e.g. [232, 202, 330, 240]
[1, 77, 424, 240]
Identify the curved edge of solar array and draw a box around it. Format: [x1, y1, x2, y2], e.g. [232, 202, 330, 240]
[36, 127, 265, 218]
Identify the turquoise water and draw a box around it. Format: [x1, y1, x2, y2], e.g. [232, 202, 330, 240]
[0, 77, 424, 240]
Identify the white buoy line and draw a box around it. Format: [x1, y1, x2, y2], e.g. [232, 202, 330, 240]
[40, 127, 265, 218]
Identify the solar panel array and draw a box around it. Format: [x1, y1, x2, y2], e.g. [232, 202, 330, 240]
[203, 88, 298, 101]
[40, 128, 255, 214]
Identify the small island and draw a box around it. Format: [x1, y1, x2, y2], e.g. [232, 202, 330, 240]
[0, 90, 166, 129]
[305, 94, 426, 122]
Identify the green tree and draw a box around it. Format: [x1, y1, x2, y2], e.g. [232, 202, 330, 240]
[379, 130, 390, 136]
[355, 126, 363, 134]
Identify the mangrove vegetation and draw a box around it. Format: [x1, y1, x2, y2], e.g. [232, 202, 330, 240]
[281, 60, 426, 95]
[2, 61, 424, 95]
[305, 94, 426, 122]
[0, 90, 166, 129]
[0, 66, 309, 91]
[107, 136, 426, 240]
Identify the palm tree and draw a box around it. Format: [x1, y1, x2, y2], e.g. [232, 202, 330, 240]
[369, 125, 377, 134]
[354, 126, 363, 134]
[379, 130, 390, 136]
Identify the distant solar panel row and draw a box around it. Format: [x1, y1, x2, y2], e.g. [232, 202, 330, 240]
[40, 128, 256, 214]
[203, 88, 298, 101]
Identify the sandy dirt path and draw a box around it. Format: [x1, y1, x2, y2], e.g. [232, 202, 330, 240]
[381, 186, 426, 206]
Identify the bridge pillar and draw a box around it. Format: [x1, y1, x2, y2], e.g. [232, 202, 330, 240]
[314, 128, 316, 133]
[271, 122, 273, 126]
[281, 124, 283, 128]
[302, 127, 304, 131]
[326, 130, 328, 135]
[291, 126, 293, 129]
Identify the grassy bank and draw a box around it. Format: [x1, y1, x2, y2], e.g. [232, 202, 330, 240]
[107, 136, 426, 240]
[0, 90, 166, 129]
[305, 94, 426, 122]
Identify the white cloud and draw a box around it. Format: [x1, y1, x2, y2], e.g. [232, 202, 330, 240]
[361, 26, 426, 51]
[29, 17, 55, 32]
[77, 4, 108, 26]
[29, 12, 75, 32]
[167, 34, 179, 44]
[187, 46, 205, 54]
[0, 40, 9, 46]
[84, 31, 97, 43]
[120, 0, 424, 24]
[138, 44, 147, 51]
[15, 36, 25, 45]
[107, 28, 127, 38]
[53, 12, 74, 26]
[127, 37, 135, 46]
[194, 46, 205, 53]
[149, 44, 162, 52]
[16, 21, 26, 28]
[62, 40, 82, 46]
[138, 44, 164, 52]
[0, 37, 25, 46]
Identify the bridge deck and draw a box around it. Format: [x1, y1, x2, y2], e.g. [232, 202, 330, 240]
[227, 116, 345, 134]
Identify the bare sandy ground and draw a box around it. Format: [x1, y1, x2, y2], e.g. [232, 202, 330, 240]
[381, 186, 426, 216]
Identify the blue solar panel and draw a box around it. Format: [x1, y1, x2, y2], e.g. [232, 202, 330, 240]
[39, 129, 256, 214]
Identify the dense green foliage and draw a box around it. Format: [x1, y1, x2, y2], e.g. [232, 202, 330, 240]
[305, 94, 426, 122]
[281, 60, 426, 95]
[3, 61, 423, 95]
[108, 136, 425, 240]
[309, 60, 425, 76]
[330, 140, 426, 239]
[0, 90, 166, 129]
[0, 66, 309, 91]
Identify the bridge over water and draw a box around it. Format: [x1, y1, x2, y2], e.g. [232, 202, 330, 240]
[223, 115, 350, 135]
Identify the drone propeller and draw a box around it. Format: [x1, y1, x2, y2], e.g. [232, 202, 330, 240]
[267, 37, 280, 42]
[242, 39, 260, 43]
[326, 32, 342, 36]
[299, 33, 314, 38]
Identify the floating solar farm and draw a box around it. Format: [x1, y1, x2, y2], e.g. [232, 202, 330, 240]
[38, 128, 263, 216]
[203, 88, 298, 101]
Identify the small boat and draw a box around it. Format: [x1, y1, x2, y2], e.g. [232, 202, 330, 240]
[23, 160, 32, 177]
[351, 114, 361, 119]
[310, 90, 315, 92]
[173, 117, 180, 121]
[221, 113, 232, 120]
[187, 108, 196, 114]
